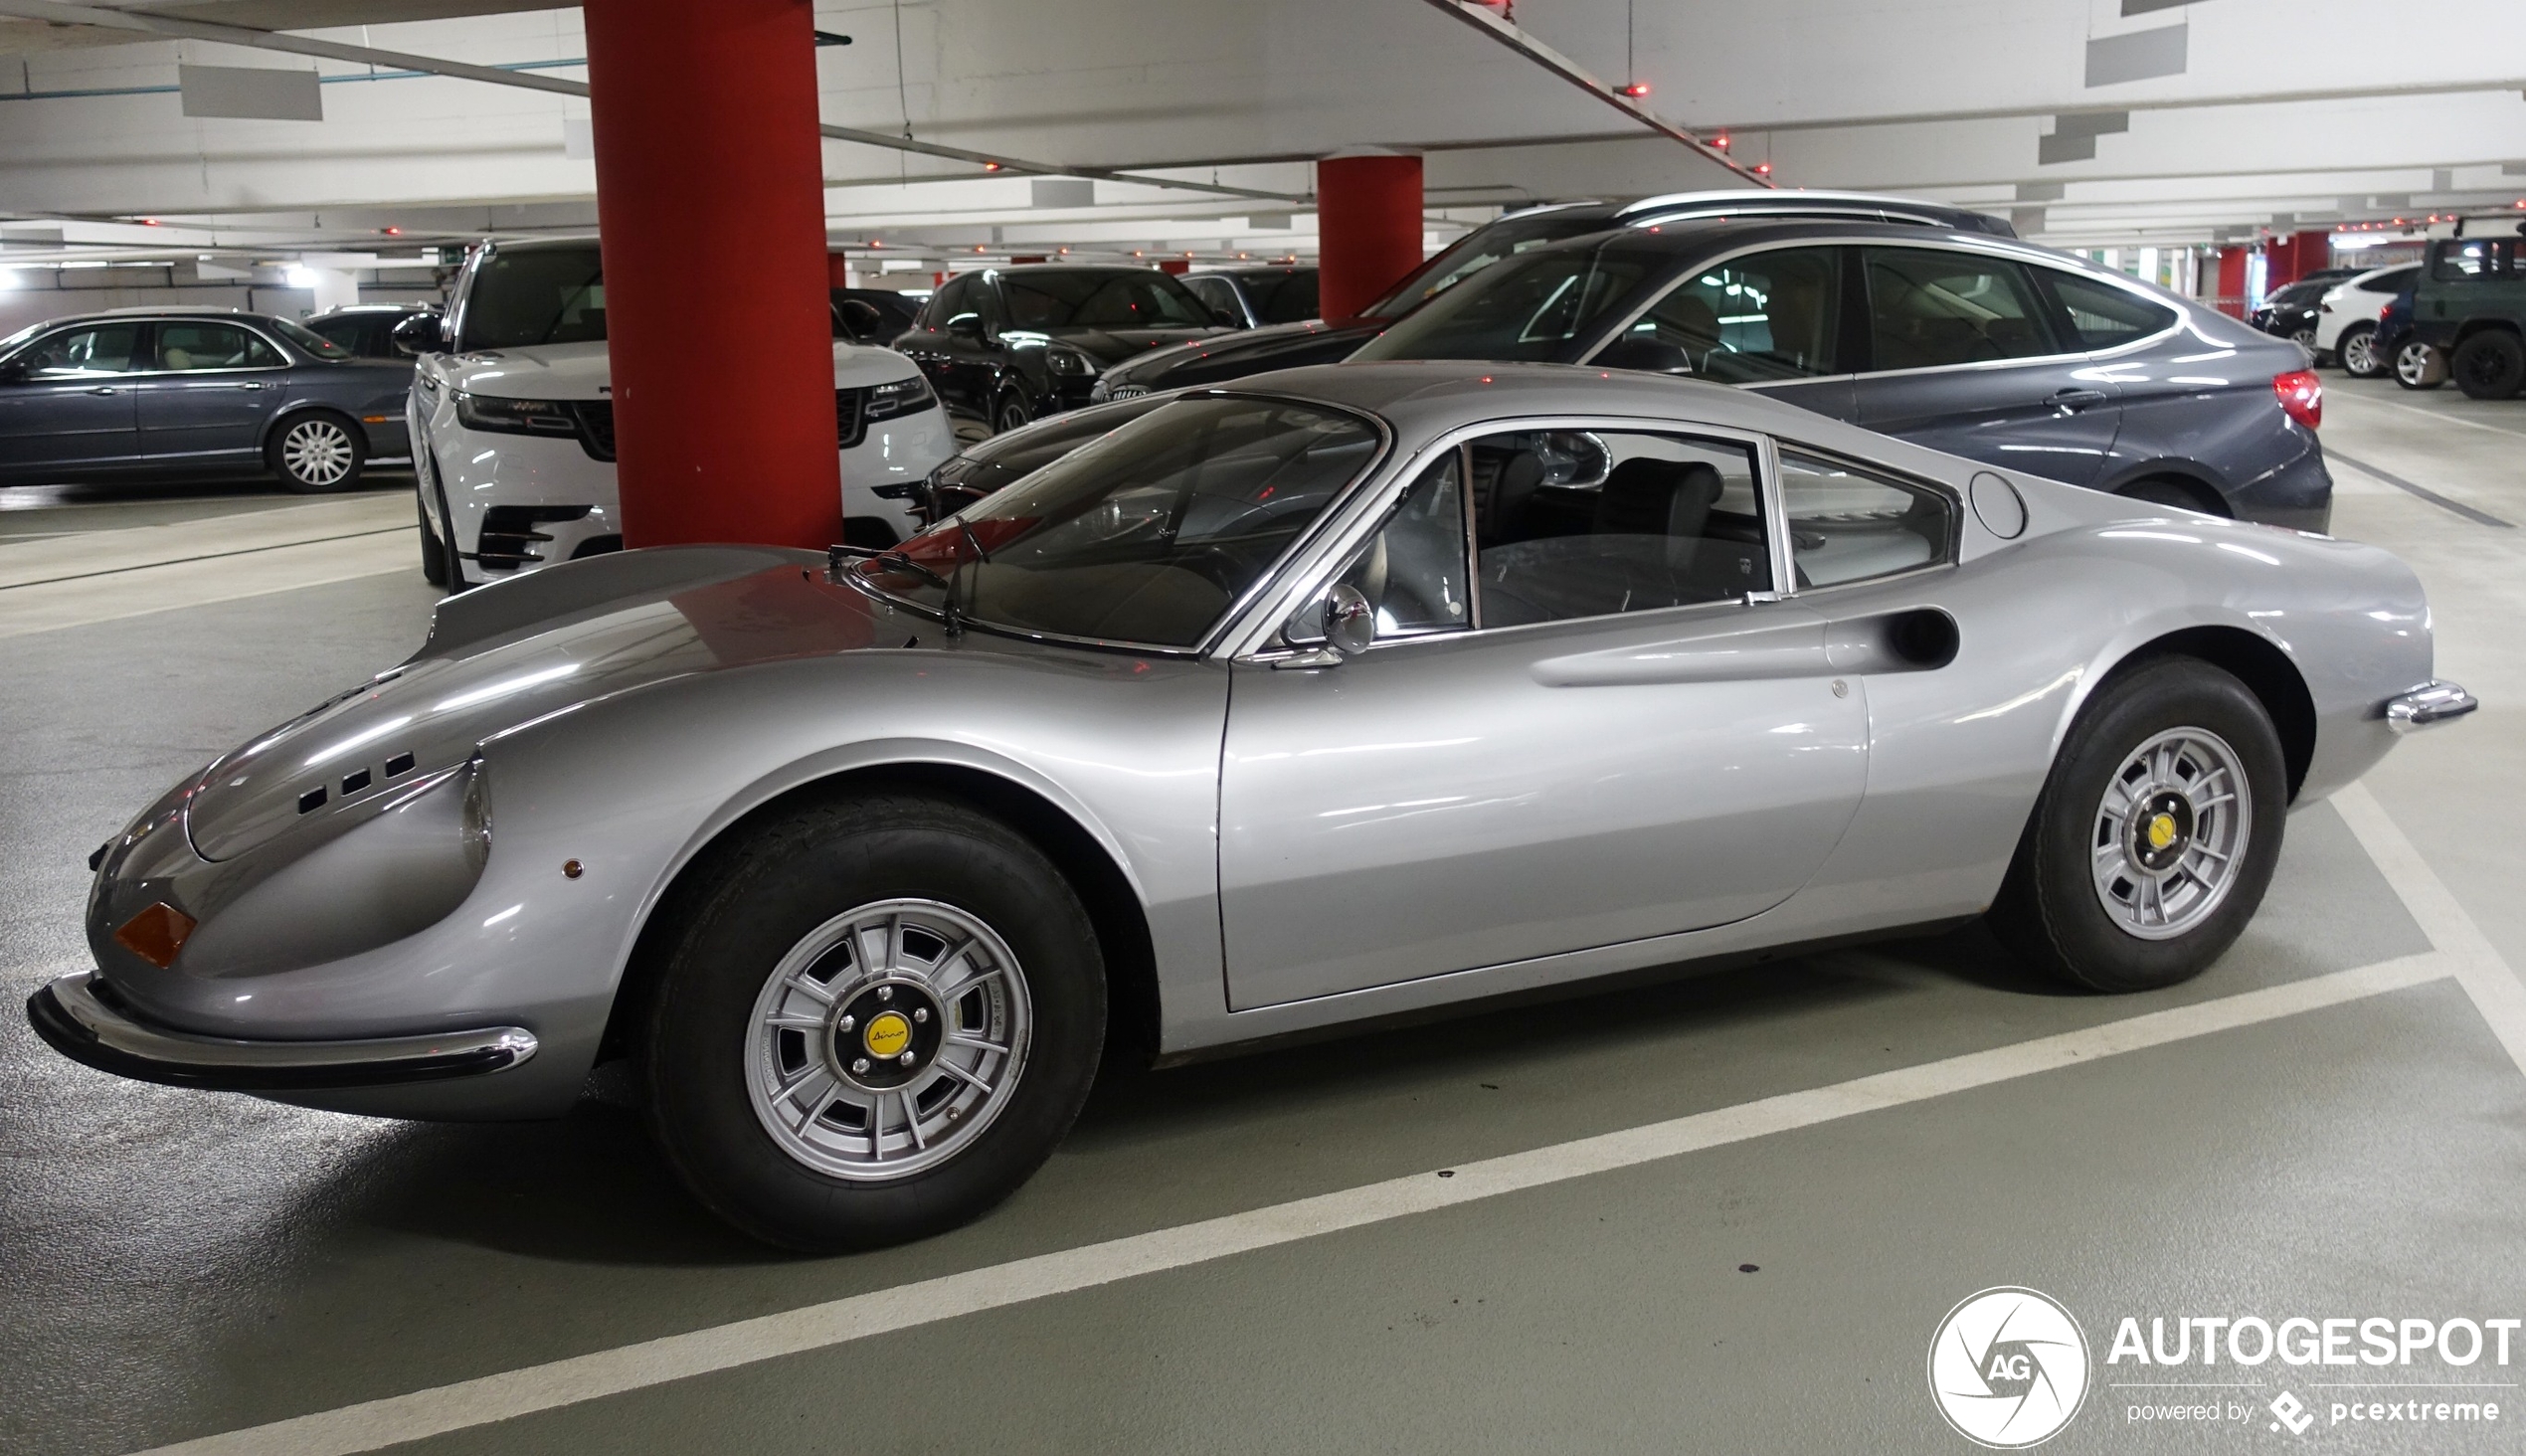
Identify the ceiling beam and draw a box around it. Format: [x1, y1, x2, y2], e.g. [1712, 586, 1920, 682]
[1699, 78, 2526, 135]
[1413, 0, 1769, 187]
[0, 0, 1307, 203]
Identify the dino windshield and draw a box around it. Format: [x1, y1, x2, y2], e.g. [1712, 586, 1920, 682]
[851, 396, 1379, 647]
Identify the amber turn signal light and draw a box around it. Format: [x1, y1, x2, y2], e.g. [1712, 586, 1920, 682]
[112, 902, 197, 969]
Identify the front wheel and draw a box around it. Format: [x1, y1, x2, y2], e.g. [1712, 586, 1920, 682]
[268, 412, 365, 492]
[2337, 323, 2383, 379]
[644, 792, 1106, 1251]
[992, 390, 1033, 437]
[417, 493, 447, 587]
[1988, 657, 2286, 993]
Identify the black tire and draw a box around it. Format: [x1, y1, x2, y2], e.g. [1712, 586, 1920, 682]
[2395, 341, 2444, 391]
[643, 791, 1106, 1251]
[1988, 657, 2286, 994]
[2337, 323, 2384, 379]
[2451, 331, 2526, 400]
[2116, 477, 2217, 515]
[417, 492, 448, 587]
[266, 410, 366, 492]
[992, 390, 1033, 436]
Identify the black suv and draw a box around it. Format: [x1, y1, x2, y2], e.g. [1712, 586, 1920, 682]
[891, 265, 1235, 433]
[2249, 268, 2361, 350]
[2412, 218, 2526, 399]
[1089, 190, 2016, 402]
[1337, 219, 2329, 529]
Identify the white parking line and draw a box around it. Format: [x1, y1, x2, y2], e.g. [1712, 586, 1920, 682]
[119, 793, 2521, 1456]
[2364, 394, 2526, 441]
[2333, 781, 2526, 1078]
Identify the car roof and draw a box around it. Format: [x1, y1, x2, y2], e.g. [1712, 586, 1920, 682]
[84, 305, 251, 318]
[310, 303, 435, 316]
[1503, 215, 2059, 266]
[989, 264, 1179, 276]
[1223, 359, 1854, 444]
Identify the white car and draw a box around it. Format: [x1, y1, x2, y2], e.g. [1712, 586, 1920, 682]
[2314, 262, 2422, 378]
[408, 239, 952, 591]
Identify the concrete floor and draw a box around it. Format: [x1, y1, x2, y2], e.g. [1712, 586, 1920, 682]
[2, 380, 2521, 1455]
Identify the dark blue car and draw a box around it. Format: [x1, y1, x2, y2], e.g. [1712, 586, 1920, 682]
[0, 307, 413, 492]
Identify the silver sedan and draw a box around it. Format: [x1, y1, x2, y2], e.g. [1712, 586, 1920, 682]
[30, 362, 2473, 1250]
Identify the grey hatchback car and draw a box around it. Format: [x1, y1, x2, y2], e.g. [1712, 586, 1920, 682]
[1351, 220, 2332, 531]
[0, 307, 414, 491]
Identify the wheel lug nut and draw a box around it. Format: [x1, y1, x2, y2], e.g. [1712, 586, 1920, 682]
[912, 1007, 928, 1023]
[851, 1057, 870, 1074]
[876, 986, 892, 1002]
[836, 1015, 855, 1033]
[898, 1050, 916, 1066]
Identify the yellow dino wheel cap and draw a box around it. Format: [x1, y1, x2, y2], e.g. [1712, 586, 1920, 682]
[863, 1011, 913, 1059]
[2145, 813, 2179, 851]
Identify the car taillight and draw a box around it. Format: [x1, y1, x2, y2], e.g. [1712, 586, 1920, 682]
[2273, 370, 2322, 430]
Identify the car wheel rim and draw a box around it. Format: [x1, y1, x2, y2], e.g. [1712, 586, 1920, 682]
[2343, 333, 2377, 374]
[2089, 727, 2251, 942]
[283, 420, 354, 484]
[2397, 345, 2431, 386]
[743, 897, 1032, 1182]
[2290, 327, 2316, 349]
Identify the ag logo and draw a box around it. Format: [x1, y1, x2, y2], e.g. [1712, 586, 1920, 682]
[1928, 1287, 2090, 1448]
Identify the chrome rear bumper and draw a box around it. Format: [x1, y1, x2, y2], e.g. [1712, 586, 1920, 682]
[26, 970, 537, 1092]
[2384, 679, 2478, 734]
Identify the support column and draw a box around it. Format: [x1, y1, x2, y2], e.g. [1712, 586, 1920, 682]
[1316, 151, 1424, 322]
[584, 0, 839, 550]
[2214, 247, 2249, 318]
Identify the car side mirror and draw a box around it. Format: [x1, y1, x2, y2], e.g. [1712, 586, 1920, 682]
[0, 358, 27, 384]
[1322, 583, 1374, 656]
[946, 313, 987, 340]
[1594, 336, 1693, 374]
[391, 313, 445, 357]
[1210, 307, 1244, 328]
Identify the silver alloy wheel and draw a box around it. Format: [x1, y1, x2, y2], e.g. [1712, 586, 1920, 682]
[2089, 727, 2252, 941]
[281, 418, 355, 485]
[743, 897, 1031, 1182]
[2289, 325, 2317, 351]
[2340, 328, 2380, 377]
[2396, 341, 2437, 388]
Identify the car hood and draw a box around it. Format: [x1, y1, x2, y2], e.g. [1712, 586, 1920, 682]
[438, 340, 924, 401]
[1102, 318, 1377, 388]
[1039, 324, 1235, 366]
[182, 547, 943, 861]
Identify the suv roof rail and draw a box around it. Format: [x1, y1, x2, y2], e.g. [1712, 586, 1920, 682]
[2429, 216, 2526, 240]
[89, 304, 249, 317]
[1614, 188, 2015, 237]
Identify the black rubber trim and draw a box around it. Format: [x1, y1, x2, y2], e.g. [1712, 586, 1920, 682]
[24, 986, 527, 1092]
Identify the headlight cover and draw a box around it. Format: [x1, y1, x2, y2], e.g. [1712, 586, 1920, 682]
[455, 391, 578, 437]
[1045, 347, 1096, 377]
[864, 373, 937, 422]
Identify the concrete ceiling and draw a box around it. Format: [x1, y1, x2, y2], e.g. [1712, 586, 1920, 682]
[0, 0, 2521, 268]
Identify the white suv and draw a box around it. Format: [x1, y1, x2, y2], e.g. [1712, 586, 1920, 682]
[410, 239, 951, 591]
[2314, 263, 2422, 378]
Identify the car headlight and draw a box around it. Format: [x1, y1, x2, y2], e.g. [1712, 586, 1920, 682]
[455, 391, 578, 437]
[1045, 347, 1096, 377]
[863, 373, 937, 422]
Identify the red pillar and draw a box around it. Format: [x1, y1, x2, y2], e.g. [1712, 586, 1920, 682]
[2215, 247, 2249, 318]
[1317, 152, 1424, 322]
[584, 0, 839, 551]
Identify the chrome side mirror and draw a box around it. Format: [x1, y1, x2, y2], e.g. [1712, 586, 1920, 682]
[1323, 583, 1374, 657]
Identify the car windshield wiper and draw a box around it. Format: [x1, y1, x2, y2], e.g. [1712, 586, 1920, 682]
[826, 542, 964, 637]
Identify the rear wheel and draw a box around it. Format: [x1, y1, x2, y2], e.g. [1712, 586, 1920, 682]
[2337, 323, 2383, 379]
[644, 792, 1106, 1251]
[2116, 477, 2217, 515]
[2395, 341, 2444, 390]
[1989, 657, 2286, 993]
[2451, 331, 2526, 400]
[2288, 323, 2317, 353]
[268, 412, 365, 492]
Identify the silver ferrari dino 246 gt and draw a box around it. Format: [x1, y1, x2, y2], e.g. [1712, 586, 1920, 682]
[32, 362, 2473, 1249]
